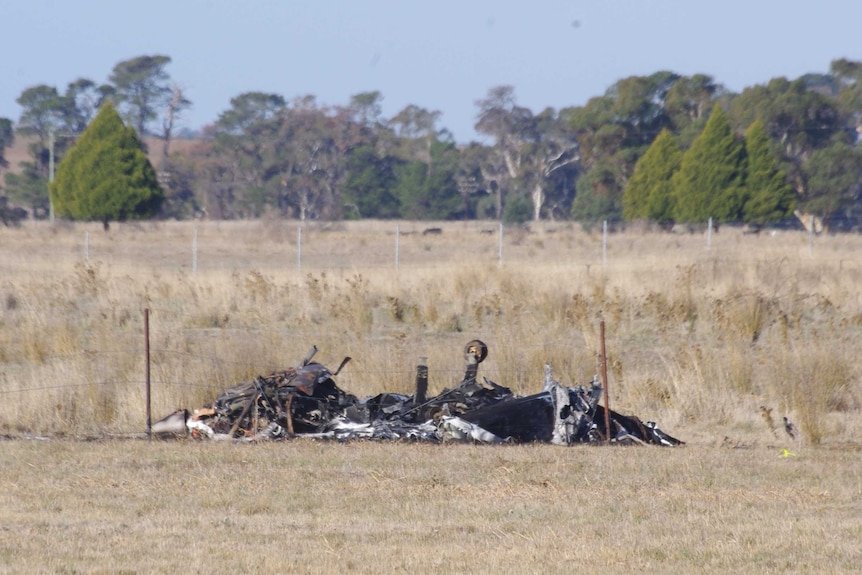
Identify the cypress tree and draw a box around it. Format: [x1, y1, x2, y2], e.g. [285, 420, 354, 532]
[672, 106, 747, 223]
[742, 120, 795, 224]
[50, 103, 163, 229]
[623, 129, 682, 223]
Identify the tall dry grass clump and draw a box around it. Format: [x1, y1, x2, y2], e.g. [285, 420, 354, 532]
[0, 220, 860, 444]
[765, 342, 858, 444]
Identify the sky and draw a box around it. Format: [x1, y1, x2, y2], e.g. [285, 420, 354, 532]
[3, 0, 862, 143]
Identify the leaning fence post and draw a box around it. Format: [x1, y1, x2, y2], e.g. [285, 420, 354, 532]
[600, 319, 611, 441]
[144, 308, 151, 440]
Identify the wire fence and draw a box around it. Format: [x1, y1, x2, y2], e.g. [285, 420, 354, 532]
[18, 217, 837, 276]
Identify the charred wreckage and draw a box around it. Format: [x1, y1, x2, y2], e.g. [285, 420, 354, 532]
[152, 340, 683, 447]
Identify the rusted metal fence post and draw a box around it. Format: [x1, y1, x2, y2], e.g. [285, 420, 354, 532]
[144, 308, 152, 439]
[600, 319, 611, 442]
[284, 393, 295, 436]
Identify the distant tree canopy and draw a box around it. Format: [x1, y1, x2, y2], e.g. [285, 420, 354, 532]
[4, 163, 48, 218]
[50, 103, 163, 229]
[109, 55, 173, 137]
[801, 142, 862, 219]
[8, 56, 862, 229]
[341, 144, 399, 219]
[0, 117, 12, 170]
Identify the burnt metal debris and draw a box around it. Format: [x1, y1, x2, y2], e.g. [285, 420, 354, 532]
[152, 340, 683, 446]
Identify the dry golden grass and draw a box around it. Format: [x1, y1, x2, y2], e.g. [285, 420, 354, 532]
[2, 219, 861, 445]
[1, 439, 861, 574]
[2, 220, 862, 573]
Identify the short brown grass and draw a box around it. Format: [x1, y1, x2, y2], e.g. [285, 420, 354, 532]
[1, 439, 860, 574]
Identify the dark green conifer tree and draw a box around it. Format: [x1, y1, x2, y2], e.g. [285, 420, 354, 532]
[742, 120, 795, 224]
[50, 103, 163, 229]
[672, 106, 747, 223]
[623, 129, 682, 223]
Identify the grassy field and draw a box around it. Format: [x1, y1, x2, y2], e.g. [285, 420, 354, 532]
[1, 439, 860, 574]
[0, 219, 861, 572]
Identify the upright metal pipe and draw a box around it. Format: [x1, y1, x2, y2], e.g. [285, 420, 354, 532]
[414, 358, 428, 406]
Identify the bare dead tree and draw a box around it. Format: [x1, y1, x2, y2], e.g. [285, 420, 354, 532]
[160, 84, 192, 171]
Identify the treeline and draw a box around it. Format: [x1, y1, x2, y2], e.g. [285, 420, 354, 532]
[2, 55, 862, 229]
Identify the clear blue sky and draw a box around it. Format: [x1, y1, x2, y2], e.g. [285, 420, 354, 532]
[3, 0, 862, 143]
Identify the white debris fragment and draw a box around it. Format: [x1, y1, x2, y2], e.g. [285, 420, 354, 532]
[440, 416, 505, 443]
[187, 419, 215, 438]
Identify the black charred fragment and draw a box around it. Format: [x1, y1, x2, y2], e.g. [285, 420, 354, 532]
[168, 340, 683, 446]
[461, 393, 556, 443]
[414, 361, 429, 406]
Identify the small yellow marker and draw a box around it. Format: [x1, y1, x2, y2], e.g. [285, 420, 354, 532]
[779, 448, 797, 458]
